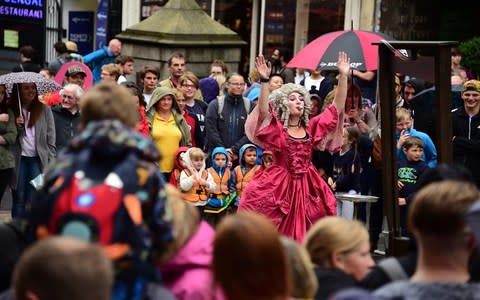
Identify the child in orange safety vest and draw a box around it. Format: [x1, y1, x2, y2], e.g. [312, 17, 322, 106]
[179, 147, 215, 215]
[232, 143, 260, 208]
[206, 147, 234, 207]
[203, 147, 236, 226]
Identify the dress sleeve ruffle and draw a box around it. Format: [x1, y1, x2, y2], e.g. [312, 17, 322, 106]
[309, 104, 344, 152]
[245, 105, 286, 151]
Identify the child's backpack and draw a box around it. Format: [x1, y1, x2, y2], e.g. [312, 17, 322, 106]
[32, 148, 171, 300]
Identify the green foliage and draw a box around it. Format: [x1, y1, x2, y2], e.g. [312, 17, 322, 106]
[459, 37, 480, 78]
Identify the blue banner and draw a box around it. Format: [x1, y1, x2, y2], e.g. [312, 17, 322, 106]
[95, 0, 108, 50]
[69, 11, 94, 55]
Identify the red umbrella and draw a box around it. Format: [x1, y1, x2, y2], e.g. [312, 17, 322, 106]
[287, 30, 394, 71]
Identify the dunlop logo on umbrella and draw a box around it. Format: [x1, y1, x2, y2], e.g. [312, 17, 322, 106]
[320, 62, 364, 69]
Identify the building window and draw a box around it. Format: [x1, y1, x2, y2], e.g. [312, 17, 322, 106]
[308, 0, 345, 42]
[264, 0, 296, 56]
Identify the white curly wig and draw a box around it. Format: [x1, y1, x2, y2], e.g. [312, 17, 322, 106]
[268, 83, 312, 128]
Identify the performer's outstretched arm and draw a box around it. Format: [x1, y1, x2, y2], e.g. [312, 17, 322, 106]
[255, 55, 272, 122]
[333, 51, 351, 113]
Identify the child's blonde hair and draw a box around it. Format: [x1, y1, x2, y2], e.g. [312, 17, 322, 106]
[188, 147, 206, 161]
[396, 107, 412, 122]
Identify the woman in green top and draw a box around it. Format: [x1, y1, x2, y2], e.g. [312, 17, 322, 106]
[146, 86, 191, 181]
[0, 84, 17, 204]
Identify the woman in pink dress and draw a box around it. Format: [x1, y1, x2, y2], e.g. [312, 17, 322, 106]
[238, 52, 350, 241]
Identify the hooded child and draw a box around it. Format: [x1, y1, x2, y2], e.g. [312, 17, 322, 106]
[179, 147, 215, 212]
[169, 146, 189, 188]
[257, 149, 273, 176]
[204, 147, 235, 226]
[232, 144, 260, 208]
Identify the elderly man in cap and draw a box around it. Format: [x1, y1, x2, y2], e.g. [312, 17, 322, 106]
[64, 66, 87, 89]
[452, 79, 480, 188]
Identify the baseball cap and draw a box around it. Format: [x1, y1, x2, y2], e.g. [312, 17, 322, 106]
[65, 41, 78, 53]
[66, 66, 87, 77]
[463, 80, 480, 94]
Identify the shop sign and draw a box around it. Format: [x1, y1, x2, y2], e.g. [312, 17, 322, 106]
[0, 0, 43, 20]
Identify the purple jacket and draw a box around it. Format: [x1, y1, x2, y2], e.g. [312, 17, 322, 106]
[158, 221, 225, 300]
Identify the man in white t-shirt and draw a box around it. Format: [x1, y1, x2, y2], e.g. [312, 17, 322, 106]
[116, 55, 135, 84]
[301, 69, 333, 101]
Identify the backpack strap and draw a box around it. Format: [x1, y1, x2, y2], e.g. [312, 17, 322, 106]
[217, 95, 225, 120]
[243, 97, 251, 114]
[377, 257, 408, 281]
[217, 95, 251, 120]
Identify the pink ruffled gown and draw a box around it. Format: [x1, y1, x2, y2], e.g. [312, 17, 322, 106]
[238, 104, 343, 241]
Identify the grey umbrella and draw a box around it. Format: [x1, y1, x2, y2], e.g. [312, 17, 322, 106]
[0, 72, 62, 96]
[0, 72, 62, 119]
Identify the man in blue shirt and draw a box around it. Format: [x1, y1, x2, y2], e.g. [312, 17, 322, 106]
[83, 39, 122, 84]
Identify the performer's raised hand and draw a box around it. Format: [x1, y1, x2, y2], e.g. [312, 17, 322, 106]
[333, 51, 351, 113]
[337, 51, 350, 77]
[255, 55, 271, 80]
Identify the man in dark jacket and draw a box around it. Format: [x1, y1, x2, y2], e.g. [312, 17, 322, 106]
[11, 46, 41, 73]
[452, 79, 480, 188]
[205, 73, 253, 161]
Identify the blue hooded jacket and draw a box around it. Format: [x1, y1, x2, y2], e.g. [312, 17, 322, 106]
[231, 144, 259, 205]
[207, 147, 234, 207]
[237, 143, 258, 170]
[210, 147, 230, 176]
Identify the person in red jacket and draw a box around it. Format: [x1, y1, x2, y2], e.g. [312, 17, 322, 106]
[121, 81, 149, 136]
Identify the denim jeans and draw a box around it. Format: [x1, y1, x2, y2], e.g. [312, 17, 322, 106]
[12, 156, 41, 219]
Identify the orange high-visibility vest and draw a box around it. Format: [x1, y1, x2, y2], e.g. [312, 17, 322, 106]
[181, 169, 209, 202]
[208, 167, 231, 197]
[234, 165, 260, 197]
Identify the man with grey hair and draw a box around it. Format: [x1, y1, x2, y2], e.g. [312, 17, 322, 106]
[52, 84, 83, 151]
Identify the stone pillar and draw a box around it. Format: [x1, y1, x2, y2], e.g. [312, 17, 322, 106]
[294, 0, 310, 54]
